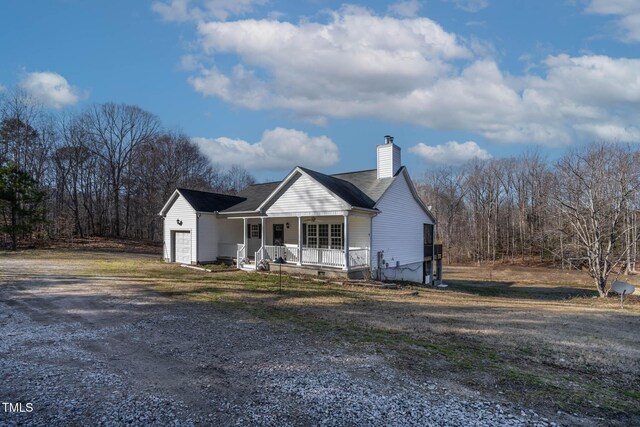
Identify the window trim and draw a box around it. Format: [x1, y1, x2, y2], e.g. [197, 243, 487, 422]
[305, 222, 343, 249]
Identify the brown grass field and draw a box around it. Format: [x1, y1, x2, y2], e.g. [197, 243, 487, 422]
[2, 250, 639, 425]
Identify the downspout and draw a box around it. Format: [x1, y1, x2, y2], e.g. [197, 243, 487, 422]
[369, 215, 374, 279]
[161, 214, 167, 262]
[426, 222, 436, 285]
[195, 212, 200, 265]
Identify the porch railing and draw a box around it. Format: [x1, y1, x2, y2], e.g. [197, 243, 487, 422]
[349, 248, 370, 268]
[284, 245, 299, 263]
[236, 244, 246, 268]
[256, 245, 370, 269]
[302, 247, 344, 268]
[264, 245, 285, 261]
[263, 245, 300, 263]
[255, 246, 264, 270]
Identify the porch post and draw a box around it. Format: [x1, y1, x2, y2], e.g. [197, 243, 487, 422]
[260, 216, 265, 261]
[343, 213, 350, 271]
[243, 217, 247, 250]
[297, 216, 302, 266]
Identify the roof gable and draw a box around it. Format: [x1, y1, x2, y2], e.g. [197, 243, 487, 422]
[375, 168, 436, 223]
[298, 167, 376, 209]
[209, 165, 428, 218]
[264, 171, 347, 215]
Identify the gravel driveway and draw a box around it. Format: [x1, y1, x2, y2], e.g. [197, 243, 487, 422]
[1, 255, 562, 426]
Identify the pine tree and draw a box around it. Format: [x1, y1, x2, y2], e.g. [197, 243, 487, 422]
[0, 163, 46, 250]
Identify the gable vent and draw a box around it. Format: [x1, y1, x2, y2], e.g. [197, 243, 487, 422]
[377, 135, 401, 179]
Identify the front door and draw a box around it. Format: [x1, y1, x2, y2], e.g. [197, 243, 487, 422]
[247, 223, 261, 257]
[273, 224, 284, 246]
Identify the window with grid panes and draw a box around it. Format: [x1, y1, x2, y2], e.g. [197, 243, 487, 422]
[318, 224, 329, 248]
[330, 224, 342, 249]
[306, 224, 317, 247]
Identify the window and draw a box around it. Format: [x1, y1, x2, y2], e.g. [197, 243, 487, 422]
[306, 224, 317, 248]
[423, 224, 434, 245]
[251, 224, 260, 238]
[318, 224, 329, 248]
[305, 223, 343, 249]
[330, 224, 343, 249]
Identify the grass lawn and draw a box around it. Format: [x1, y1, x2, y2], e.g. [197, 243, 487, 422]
[4, 250, 639, 424]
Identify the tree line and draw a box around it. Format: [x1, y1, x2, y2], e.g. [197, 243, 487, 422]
[0, 90, 255, 245]
[2, 89, 639, 296]
[416, 146, 640, 296]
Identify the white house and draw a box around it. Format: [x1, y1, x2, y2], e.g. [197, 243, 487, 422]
[159, 136, 443, 284]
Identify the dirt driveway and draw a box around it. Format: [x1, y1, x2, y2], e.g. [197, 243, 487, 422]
[0, 252, 623, 426]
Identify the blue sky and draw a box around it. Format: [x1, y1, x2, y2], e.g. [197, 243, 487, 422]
[1, 0, 639, 181]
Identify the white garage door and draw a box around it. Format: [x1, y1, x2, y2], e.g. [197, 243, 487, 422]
[174, 231, 191, 264]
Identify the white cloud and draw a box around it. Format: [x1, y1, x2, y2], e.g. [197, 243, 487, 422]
[178, 54, 202, 71]
[190, 7, 470, 112]
[450, 0, 489, 13]
[0, 84, 6, 93]
[573, 123, 640, 142]
[585, 0, 640, 42]
[388, 0, 422, 18]
[152, 0, 192, 21]
[152, 0, 266, 22]
[193, 127, 339, 170]
[179, 7, 640, 146]
[19, 71, 81, 109]
[409, 140, 492, 165]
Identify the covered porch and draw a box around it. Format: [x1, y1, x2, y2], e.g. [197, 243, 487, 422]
[221, 213, 372, 272]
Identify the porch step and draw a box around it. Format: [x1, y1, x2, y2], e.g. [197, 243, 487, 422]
[238, 260, 255, 272]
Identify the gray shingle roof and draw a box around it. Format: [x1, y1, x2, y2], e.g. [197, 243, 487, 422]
[298, 167, 394, 209]
[181, 166, 400, 214]
[330, 168, 397, 206]
[177, 188, 246, 213]
[219, 182, 280, 213]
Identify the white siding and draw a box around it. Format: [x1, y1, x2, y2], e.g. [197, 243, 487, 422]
[266, 173, 346, 215]
[199, 215, 246, 262]
[164, 196, 245, 262]
[218, 219, 244, 257]
[349, 215, 370, 249]
[372, 173, 432, 283]
[197, 214, 220, 263]
[282, 218, 298, 245]
[377, 144, 401, 179]
[163, 194, 197, 263]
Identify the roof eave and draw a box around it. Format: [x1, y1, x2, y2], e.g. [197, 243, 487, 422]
[349, 206, 379, 215]
[218, 210, 261, 215]
[158, 189, 181, 217]
[401, 168, 437, 224]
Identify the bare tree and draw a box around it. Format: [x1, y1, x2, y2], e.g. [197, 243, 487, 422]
[0, 89, 257, 245]
[553, 144, 640, 297]
[221, 164, 256, 194]
[416, 167, 467, 263]
[126, 131, 225, 239]
[78, 103, 160, 236]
